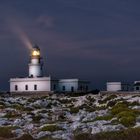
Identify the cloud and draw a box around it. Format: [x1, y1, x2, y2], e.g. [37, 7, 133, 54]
[36, 15, 55, 28]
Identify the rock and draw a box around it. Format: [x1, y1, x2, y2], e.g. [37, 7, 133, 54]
[12, 129, 24, 137]
[35, 131, 51, 139]
[91, 126, 102, 134]
[61, 132, 73, 140]
[132, 106, 140, 110]
[82, 112, 96, 122]
[82, 127, 92, 133]
[24, 115, 33, 122]
[91, 123, 125, 134]
[14, 119, 24, 126]
[134, 122, 140, 128]
[127, 97, 140, 103]
[71, 122, 81, 130]
[0, 112, 6, 117]
[0, 118, 8, 126]
[24, 124, 34, 130]
[52, 131, 64, 139]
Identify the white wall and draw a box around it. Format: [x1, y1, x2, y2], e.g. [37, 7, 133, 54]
[10, 78, 89, 93]
[134, 81, 140, 91]
[10, 77, 51, 92]
[107, 82, 122, 91]
[29, 64, 42, 77]
[59, 79, 78, 92]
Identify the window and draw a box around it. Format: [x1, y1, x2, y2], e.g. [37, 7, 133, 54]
[86, 86, 88, 91]
[34, 85, 37, 90]
[136, 86, 139, 91]
[25, 85, 28, 90]
[53, 84, 56, 90]
[80, 86, 83, 91]
[15, 85, 18, 91]
[62, 86, 65, 91]
[71, 86, 74, 92]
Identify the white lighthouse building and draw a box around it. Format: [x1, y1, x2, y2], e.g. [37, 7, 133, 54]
[29, 46, 43, 77]
[10, 45, 89, 94]
[10, 45, 58, 93]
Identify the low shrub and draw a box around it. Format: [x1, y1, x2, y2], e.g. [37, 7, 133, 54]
[83, 115, 113, 123]
[129, 101, 140, 106]
[94, 115, 113, 121]
[98, 95, 117, 104]
[41, 124, 64, 132]
[12, 104, 24, 110]
[117, 111, 136, 119]
[110, 102, 138, 127]
[33, 104, 41, 109]
[86, 96, 95, 102]
[70, 107, 79, 114]
[92, 127, 140, 140]
[58, 114, 66, 121]
[39, 136, 60, 140]
[0, 105, 5, 109]
[79, 104, 95, 112]
[38, 109, 48, 113]
[104, 95, 117, 101]
[59, 99, 72, 104]
[0, 126, 16, 138]
[16, 134, 34, 140]
[74, 133, 92, 140]
[23, 106, 34, 111]
[68, 92, 88, 97]
[27, 98, 36, 103]
[95, 106, 106, 110]
[4, 112, 21, 118]
[46, 103, 52, 108]
[98, 100, 106, 104]
[111, 102, 129, 115]
[120, 116, 136, 127]
[0, 101, 5, 106]
[111, 119, 119, 125]
[107, 100, 117, 107]
[32, 115, 43, 123]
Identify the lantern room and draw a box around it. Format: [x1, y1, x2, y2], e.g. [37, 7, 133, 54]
[31, 45, 41, 58]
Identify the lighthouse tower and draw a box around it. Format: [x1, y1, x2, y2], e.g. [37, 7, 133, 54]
[28, 45, 43, 77]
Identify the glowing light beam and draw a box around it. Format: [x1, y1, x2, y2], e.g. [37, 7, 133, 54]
[7, 18, 33, 50]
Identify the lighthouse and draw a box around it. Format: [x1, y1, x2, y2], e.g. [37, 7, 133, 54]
[10, 44, 89, 94]
[28, 45, 43, 77]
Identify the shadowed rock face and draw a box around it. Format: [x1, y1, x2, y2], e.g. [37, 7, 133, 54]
[0, 93, 140, 139]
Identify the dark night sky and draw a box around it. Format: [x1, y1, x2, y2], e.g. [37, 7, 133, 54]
[0, 0, 140, 90]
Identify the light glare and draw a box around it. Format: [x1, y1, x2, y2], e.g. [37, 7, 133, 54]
[32, 50, 40, 56]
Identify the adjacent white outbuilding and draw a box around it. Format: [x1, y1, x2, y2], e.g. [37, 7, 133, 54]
[107, 82, 130, 92]
[59, 79, 89, 92]
[133, 81, 140, 91]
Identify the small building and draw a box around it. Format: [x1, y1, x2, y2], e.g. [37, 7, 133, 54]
[10, 77, 58, 93]
[107, 82, 130, 92]
[59, 79, 89, 92]
[134, 81, 140, 91]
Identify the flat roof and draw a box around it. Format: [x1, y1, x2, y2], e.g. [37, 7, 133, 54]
[59, 79, 90, 83]
[10, 77, 52, 82]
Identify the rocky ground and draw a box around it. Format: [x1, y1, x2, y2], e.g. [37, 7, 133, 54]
[0, 93, 140, 140]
